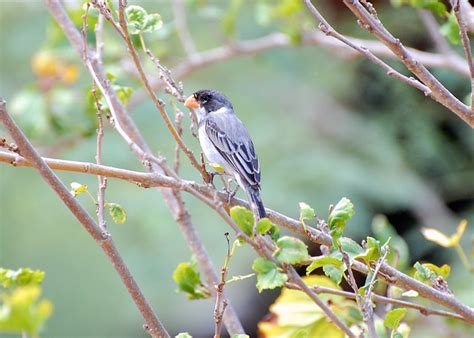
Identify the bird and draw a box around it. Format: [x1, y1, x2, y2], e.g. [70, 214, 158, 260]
[184, 89, 266, 219]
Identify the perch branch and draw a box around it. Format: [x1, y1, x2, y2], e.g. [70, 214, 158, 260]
[0, 99, 169, 338]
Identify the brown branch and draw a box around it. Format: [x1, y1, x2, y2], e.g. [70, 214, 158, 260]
[129, 29, 469, 107]
[110, 1, 201, 173]
[2, 148, 474, 323]
[304, 0, 474, 127]
[43, 0, 245, 334]
[0, 99, 169, 338]
[84, 3, 108, 232]
[171, 0, 198, 58]
[418, 9, 453, 55]
[287, 268, 356, 338]
[284, 283, 467, 322]
[213, 233, 231, 338]
[452, 0, 474, 109]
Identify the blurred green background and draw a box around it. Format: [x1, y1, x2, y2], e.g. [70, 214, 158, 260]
[1, 1, 473, 337]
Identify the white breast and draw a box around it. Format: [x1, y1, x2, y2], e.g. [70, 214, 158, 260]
[198, 123, 236, 176]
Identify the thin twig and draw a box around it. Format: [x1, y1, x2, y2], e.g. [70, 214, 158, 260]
[213, 233, 231, 338]
[110, 1, 202, 174]
[2, 148, 474, 323]
[452, 0, 474, 109]
[84, 6, 108, 231]
[303, 0, 474, 127]
[129, 30, 469, 108]
[283, 283, 467, 322]
[418, 9, 453, 55]
[44, 0, 245, 334]
[171, 0, 198, 58]
[287, 268, 356, 338]
[0, 99, 169, 338]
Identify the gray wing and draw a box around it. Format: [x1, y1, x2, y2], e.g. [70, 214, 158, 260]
[204, 113, 261, 188]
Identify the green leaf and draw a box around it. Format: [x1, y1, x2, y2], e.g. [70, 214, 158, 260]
[274, 236, 309, 264]
[440, 11, 461, 45]
[328, 198, 355, 244]
[258, 275, 349, 337]
[339, 237, 364, 260]
[322, 264, 344, 285]
[423, 263, 450, 279]
[125, 5, 147, 34]
[252, 258, 288, 292]
[172, 262, 211, 299]
[384, 308, 407, 329]
[175, 333, 192, 338]
[70, 182, 88, 197]
[107, 202, 127, 224]
[114, 84, 134, 106]
[413, 261, 434, 283]
[0, 285, 53, 335]
[231, 335, 250, 338]
[411, 0, 447, 16]
[230, 206, 254, 237]
[414, 262, 450, 284]
[142, 13, 163, 33]
[299, 202, 315, 226]
[0, 268, 45, 288]
[355, 236, 381, 265]
[257, 218, 273, 235]
[306, 256, 343, 275]
[222, 0, 242, 36]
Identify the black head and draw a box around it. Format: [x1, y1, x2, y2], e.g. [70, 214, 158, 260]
[193, 89, 233, 113]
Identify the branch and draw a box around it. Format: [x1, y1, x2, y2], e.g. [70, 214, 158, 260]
[452, 0, 474, 108]
[0, 99, 169, 338]
[303, 0, 474, 127]
[129, 29, 469, 107]
[171, 0, 198, 57]
[43, 0, 245, 334]
[284, 283, 467, 322]
[2, 148, 474, 323]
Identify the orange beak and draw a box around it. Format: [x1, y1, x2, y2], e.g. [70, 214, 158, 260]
[184, 95, 200, 109]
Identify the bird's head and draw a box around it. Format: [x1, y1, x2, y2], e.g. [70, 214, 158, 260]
[184, 89, 233, 114]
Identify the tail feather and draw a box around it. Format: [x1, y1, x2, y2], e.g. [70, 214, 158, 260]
[249, 189, 266, 219]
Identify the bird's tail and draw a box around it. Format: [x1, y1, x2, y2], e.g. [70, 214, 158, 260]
[249, 188, 266, 219]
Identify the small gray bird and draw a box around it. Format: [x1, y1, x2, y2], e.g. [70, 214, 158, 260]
[184, 89, 266, 219]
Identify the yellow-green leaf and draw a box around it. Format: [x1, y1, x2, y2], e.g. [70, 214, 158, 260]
[274, 236, 309, 264]
[107, 202, 127, 224]
[70, 182, 87, 197]
[306, 256, 343, 275]
[384, 308, 407, 329]
[252, 258, 287, 292]
[421, 220, 467, 248]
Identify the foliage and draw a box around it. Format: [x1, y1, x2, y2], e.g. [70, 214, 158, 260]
[70, 182, 127, 225]
[258, 275, 356, 338]
[0, 268, 53, 336]
[252, 258, 288, 292]
[274, 236, 309, 265]
[328, 197, 355, 246]
[172, 260, 211, 300]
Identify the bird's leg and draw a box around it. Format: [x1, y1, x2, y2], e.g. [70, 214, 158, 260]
[221, 177, 239, 204]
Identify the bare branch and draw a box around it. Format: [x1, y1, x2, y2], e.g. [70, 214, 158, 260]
[452, 0, 474, 108]
[171, 0, 198, 57]
[284, 283, 468, 322]
[129, 29, 469, 107]
[43, 0, 245, 334]
[418, 9, 453, 55]
[303, 0, 474, 127]
[2, 147, 474, 323]
[0, 99, 169, 338]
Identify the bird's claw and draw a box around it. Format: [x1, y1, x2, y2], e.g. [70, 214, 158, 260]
[224, 184, 239, 205]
